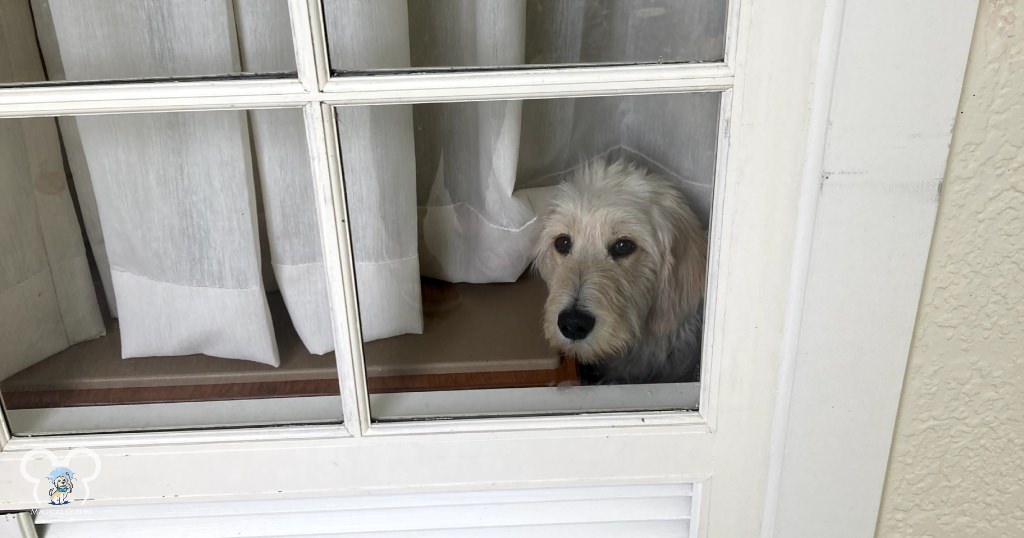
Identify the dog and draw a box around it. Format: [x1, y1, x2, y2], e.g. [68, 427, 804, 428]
[534, 157, 708, 384]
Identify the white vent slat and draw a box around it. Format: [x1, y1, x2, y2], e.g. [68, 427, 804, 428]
[44, 520, 687, 538]
[36, 485, 695, 537]
[35, 484, 691, 523]
[39, 498, 688, 537]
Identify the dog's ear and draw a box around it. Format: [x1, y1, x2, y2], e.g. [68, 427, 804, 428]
[650, 197, 707, 336]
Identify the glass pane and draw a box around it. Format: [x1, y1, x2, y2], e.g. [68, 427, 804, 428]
[336, 92, 720, 420]
[0, 0, 296, 86]
[323, 0, 727, 73]
[0, 109, 341, 434]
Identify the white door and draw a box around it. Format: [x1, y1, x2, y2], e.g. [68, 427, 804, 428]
[0, 1, 977, 536]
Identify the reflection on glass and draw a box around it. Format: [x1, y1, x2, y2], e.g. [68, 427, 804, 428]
[338, 93, 720, 420]
[0, 0, 296, 85]
[324, 0, 727, 73]
[0, 110, 340, 435]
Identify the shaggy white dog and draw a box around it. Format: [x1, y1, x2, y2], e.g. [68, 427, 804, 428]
[534, 157, 707, 384]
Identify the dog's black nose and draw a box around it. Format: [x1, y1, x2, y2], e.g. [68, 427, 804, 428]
[558, 308, 596, 340]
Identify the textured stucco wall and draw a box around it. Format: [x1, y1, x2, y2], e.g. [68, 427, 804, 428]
[875, 1, 1024, 537]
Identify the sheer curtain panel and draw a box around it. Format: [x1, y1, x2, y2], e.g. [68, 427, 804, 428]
[0, 1, 105, 380]
[33, 0, 279, 364]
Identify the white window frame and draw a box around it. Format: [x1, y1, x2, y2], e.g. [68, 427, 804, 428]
[0, 0, 977, 536]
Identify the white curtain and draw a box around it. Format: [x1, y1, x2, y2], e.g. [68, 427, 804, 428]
[33, 0, 280, 365]
[4, 0, 722, 371]
[326, 1, 425, 341]
[0, 1, 105, 380]
[72, 111, 281, 364]
[236, 1, 336, 354]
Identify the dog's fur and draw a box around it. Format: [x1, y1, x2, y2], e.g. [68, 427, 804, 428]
[534, 157, 707, 384]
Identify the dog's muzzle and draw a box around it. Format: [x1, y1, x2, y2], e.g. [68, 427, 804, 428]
[557, 308, 596, 340]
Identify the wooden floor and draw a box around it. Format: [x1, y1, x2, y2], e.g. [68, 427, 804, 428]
[1, 360, 579, 409]
[1, 276, 577, 409]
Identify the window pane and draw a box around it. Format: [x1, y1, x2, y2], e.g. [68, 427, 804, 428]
[0, 109, 342, 434]
[0, 0, 296, 86]
[336, 92, 719, 420]
[323, 0, 727, 73]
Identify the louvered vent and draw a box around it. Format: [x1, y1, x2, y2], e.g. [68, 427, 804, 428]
[36, 483, 699, 537]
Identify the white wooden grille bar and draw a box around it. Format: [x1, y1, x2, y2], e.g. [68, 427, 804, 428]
[0, 64, 734, 118]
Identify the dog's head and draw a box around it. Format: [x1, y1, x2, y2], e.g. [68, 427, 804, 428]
[533, 158, 707, 364]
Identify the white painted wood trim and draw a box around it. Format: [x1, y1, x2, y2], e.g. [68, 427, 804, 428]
[366, 411, 708, 437]
[759, 0, 847, 535]
[0, 426, 715, 511]
[366, 383, 699, 424]
[3, 397, 342, 436]
[0, 79, 309, 117]
[305, 0, 332, 90]
[690, 0, 831, 532]
[3, 424, 348, 452]
[304, 102, 364, 436]
[764, 1, 979, 537]
[723, 0, 740, 68]
[288, 0, 321, 92]
[0, 64, 732, 118]
[698, 88, 733, 433]
[0, 410, 10, 451]
[1, 410, 706, 449]
[0, 513, 36, 538]
[320, 63, 733, 103]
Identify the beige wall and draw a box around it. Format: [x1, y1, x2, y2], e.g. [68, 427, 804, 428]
[875, 1, 1024, 536]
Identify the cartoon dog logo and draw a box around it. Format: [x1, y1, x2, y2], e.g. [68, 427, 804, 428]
[20, 448, 101, 507]
[46, 467, 76, 505]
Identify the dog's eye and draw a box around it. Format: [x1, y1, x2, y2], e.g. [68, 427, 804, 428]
[554, 234, 572, 255]
[609, 238, 637, 259]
